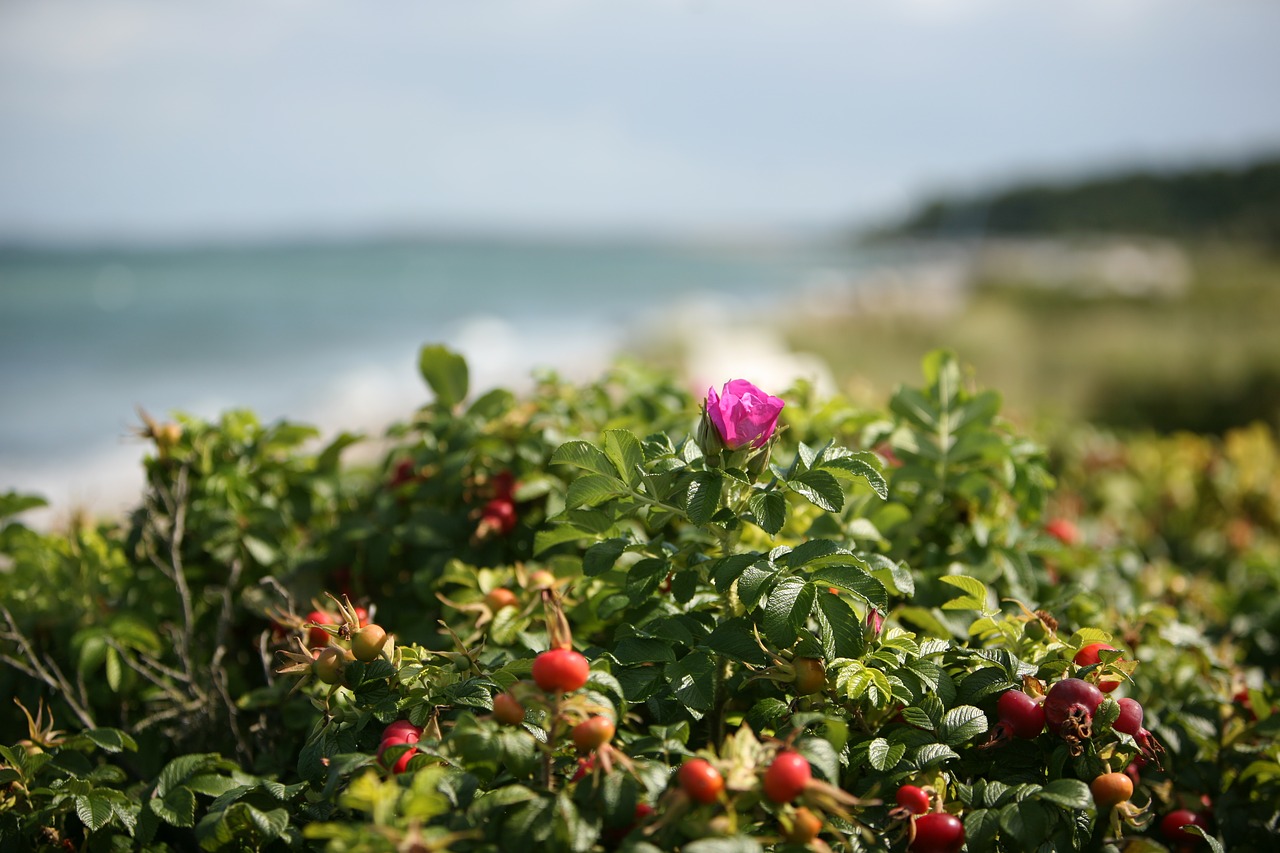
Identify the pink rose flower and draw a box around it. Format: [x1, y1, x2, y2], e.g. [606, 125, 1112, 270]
[705, 380, 785, 451]
[865, 608, 884, 638]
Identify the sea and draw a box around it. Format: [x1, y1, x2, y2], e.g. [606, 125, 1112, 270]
[0, 236, 918, 525]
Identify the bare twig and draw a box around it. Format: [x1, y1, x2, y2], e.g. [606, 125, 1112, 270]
[1, 605, 97, 730]
[211, 557, 250, 761]
[103, 639, 190, 706]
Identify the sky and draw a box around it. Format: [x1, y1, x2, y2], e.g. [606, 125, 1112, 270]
[1, 0, 1279, 244]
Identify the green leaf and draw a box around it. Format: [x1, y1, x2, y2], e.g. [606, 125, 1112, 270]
[666, 650, 716, 712]
[788, 469, 844, 512]
[712, 553, 762, 592]
[565, 474, 626, 509]
[1037, 778, 1092, 810]
[939, 575, 989, 610]
[763, 578, 815, 649]
[317, 431, 362, 470]
[964, 808, 1002, 851]
[900, 706, 936, 731]
[467, 387, 514, 418]
[105, 647, 122, 692]
[0, 491, 47, 518]
[533, 524, 590, 556]
[705, 618, 769, 666]
[80, 728, 137, 753]
[74, 793, 116, 832]
[810, 564, 889, 612]
[1184, 825, 1226, 853]
[583, 538, 628, 577]
[819, 456, 889, 499]
[911, 742, 960, 769]
[939, 705, 989, 746]
[867, 737, 906, 771]
[1000, 799, 1052, 849]
[613, 637, 677, 665]
[418, 344, 469, 406]
[814, 592, 866, 660]
[603, 429, 644, 487]
[551, 440, 619, 478]
[157, 754, 221, 797]
[890, 386, 939, 432]
[957, 668, 1017, 706]
[242, 535, 277, 567]
[747, 490, 786, 535]
[151, 785, 198, 827]
[867, 554, 915, 597]
[685, 471, 723, 525]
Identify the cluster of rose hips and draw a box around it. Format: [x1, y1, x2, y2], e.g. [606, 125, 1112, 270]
[376, 719, 423, 775]
[475, 470, 519, 538]
[891, 785, 964, 853]
[670, 741, 864, 847]
[276, 597, 391, 689]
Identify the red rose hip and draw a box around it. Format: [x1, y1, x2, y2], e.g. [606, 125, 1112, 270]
[762, 750, 812, 803]
[678, 758, 724, 804]
[532, 648, 590, 693]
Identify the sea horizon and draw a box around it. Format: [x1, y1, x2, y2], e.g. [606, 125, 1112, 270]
[1, 233, 931, 527]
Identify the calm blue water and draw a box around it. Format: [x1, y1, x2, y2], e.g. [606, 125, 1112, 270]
[0, 237, 889, 516]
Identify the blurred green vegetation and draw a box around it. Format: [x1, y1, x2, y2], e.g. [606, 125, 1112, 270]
[884, 157, 1280, 245]
[787, 243, 1280, 434]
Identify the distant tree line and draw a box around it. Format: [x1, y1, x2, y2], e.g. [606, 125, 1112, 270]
[884, 156, 1280, 246]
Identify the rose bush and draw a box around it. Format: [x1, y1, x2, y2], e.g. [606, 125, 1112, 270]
[0, 346, 1275, 851]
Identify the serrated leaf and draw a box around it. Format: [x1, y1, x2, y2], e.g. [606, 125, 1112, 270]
[75, 793, 115, 832]
[666, 650, 716, 712]
[1000, 799, 1052, 847]
[958, 668, 1017, 706]
[533, 524, 590, 556]
[762, 578, 814, 648]
[1184, 825, 1226, 853]
[939, 575, 989, 610]
[747, 490, 786, 534]
[900, 706, 936, 731]
[613, 637, 677, 665]
[418, 343, 468, 406]
[565, 474, 626, 509]
[712, 553, 762, 592]
[81, 728, 136, 753]
[964, 808, 1002, 850]
[551, 440, 619, 477]
[685, 471, 723, 525]
[867, 554, 915, 596]
[157, 754, 221, 797]
[1037, 778, 1092, 810]
[151, 785, 198, 827]
[867, 737, 906, 771]
[819, 456, 889, 499]
[814, 592, 866, 660]
[810, 564, 889, 611]
[583, 538, 628, 577]
[603, 429, 644, 487]
[911, 742, 960, 769]
[939, 705, 989, 746]
[788, 469, 844, 512]
[705, 618, 769, 666]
